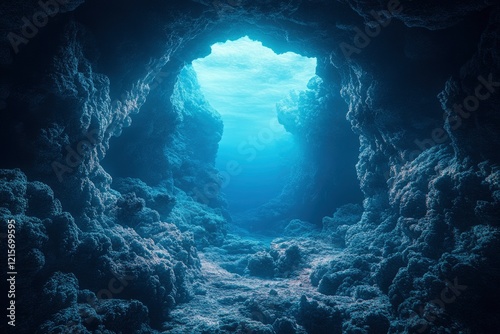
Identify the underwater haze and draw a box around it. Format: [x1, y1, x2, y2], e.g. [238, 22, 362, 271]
[192, 36, 317, 212]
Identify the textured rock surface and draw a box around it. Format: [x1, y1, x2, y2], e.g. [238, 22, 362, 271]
[1, 0, 499, 333]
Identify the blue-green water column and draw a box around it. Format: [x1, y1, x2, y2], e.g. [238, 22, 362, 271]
[192, 36, 317, 212]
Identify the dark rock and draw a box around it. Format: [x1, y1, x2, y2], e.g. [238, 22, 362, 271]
[247, 251, 275, 278]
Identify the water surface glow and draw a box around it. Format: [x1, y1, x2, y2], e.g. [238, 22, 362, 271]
[192, 36, 317, 212]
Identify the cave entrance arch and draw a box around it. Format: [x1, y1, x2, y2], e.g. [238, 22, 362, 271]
[190, 36, 317, 214]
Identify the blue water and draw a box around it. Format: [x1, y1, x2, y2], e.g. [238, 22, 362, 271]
[192, 36, 317, 212]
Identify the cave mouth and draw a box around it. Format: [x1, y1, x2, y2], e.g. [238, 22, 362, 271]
[191, 36, 317, 214]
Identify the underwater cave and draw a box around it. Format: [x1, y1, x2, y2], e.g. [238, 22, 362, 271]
[0, 0, 499, 333]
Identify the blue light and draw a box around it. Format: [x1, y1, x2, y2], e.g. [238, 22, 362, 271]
[192, 36, 317, 212]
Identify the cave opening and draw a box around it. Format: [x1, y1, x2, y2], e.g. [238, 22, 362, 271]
[3, 1, 500, 332]
[190, 36, 318, 215]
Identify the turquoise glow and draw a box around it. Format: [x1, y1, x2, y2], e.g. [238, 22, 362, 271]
[192, 36, 317, 212]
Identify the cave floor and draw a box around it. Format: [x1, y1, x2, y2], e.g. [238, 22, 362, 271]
[163, 231, 342, 333]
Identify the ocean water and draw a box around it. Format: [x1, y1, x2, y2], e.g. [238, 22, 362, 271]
[192, 36, 317, 212]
